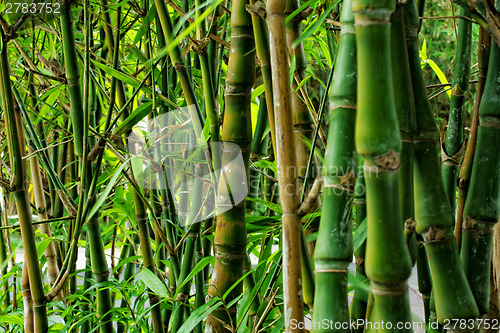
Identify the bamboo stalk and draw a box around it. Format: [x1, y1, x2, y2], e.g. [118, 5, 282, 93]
[267, 0, 304, 330]
[353, 0, 413, 329]
[391, 2, 418, 265]
[311, 0, 356, 330]
[205, 0, 255, 330]
[351, 159, 368, 333]
[442, 7, 472, 211]
[60, 0, 84, 156]
[460, 13, 500, 314]
[27, 146, 61, 294]
[404, 0, 479, 323]
[22, 255, 34, 333]
[455, 26, 490, 248]
[0, 29, 49, 333]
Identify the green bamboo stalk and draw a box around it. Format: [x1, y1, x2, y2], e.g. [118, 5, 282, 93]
[131, 190, 165, 333]
[404, 0, 479, 323]
[205, 0, 255, 329]
[0, 30, 49, 333]
[27, 146, 61, 292]
[86, 212, 114, 332]
[60, 0, 84, 156]
[460, 16, 500, 315]
[170, 142, 205, 332]
[285, 0, 317, 310]
[353, 0, 413, 329]
[154, 0, 205, 131]
[194, 0, 221, 174]
[351, 159, 367, 333]
[0, 201, 8, 311]
[267, 0, 305, 330]
[311, 0, 356, 330]
[248, 0, 276, 154]
[80, 234, 94, 333]
[391, 2, 418, 265]
[22, 256, 34, 333]
[455, 26, 490, 248]
[248, 95, 269, 213]
[442, 7, 472, 210]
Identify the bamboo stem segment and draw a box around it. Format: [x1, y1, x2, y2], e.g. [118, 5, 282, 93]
[205, 0, 255, 330]
[312, 0, 356, 330]
[267, 0, 304, 331]
[353, 0, 413, 329]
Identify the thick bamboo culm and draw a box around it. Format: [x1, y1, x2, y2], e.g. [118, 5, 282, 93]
[442, 7, 472, 211]
[390, 3, 418, 265]
[351, 158, 368, 333]
[455, 26, 490, 248]
[285, 0, 316, 310]
[404, 0, 479, 323]
[248, 0, 277, 155]
[352, 0, 413, 329]
[0, 30, 49, 333]
[205, 0, 255, 330]
[60, 0, 84, 156]
[311, 0, 356, 331]
[460, 12, 500, 315]
[267, 0, 305, 330]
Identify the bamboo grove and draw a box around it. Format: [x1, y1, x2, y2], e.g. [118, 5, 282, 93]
[0, 0, 499, 332]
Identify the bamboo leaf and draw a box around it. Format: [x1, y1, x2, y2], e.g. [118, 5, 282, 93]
[285, 0, 316, 23]
[115, 102, 153, 135]
[36, 237, 54, 259]
[175, 256, 214, 295]
[426, 59, 451, 97]
[0, 314, 23, 326]
[133, 5, 158, 44]
[251, 84, 265, 100]
[92, 60, 140, 87]
[112, 255, 141, 275]
[291, 2, 338, 49]
[246, 197, 283, 214]
[85, 161, 128, 223]
[177, 298, 223, 333]
[353, 217, 367, 251]
[137, 268, 170, 298]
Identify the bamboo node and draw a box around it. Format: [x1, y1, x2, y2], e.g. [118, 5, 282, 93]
[355, 256, 364, 266]
[339, 170, 356, 190]
[173, 62, 186, 72]
[462, 215, 477, 230]
[423, 226, 448, 242]
[371, 282, 408, 296]
[246, 2, 267, 20]
[375, 150, 400, 171]
[441, 141, 465, 166]
[191, 38, 210, 55]
[404, 218, 417, 233]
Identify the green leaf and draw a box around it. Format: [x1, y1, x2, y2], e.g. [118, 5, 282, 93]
[176, 256, 214, 295]
[133, 5, 158, 44]
[177, 298, 223, 333]
[36, 237, 53, 260]
[112, 255, 141, 275]
[426, 59, 451, 97]
[291, 2, 339, 49]
[86, 161, 128, 223]
[353, 217, 367, 252]
[137, 268, 170, 298]
[246, 197, 283, 214]
[0, 314, 23, 326]
[114, 102, 153, 135]
[285, 0, 316, 23]
[251, 84, 265, 100]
